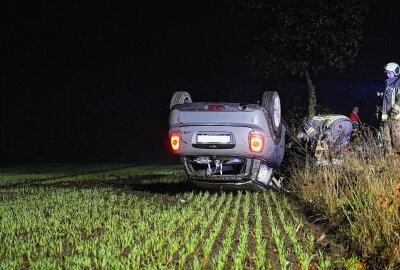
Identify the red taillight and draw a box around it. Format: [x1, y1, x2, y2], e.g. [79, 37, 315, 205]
[206, 105, 225, 111]
[170, 132, 181, 152]
[249, 133, 265, 154]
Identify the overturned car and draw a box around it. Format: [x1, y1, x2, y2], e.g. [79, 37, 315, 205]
[168, 91, 286, 191]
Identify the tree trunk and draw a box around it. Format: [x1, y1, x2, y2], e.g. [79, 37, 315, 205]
[305, 68, 316, 117]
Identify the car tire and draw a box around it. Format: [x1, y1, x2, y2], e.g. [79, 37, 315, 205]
[261, 91, 281, 139]
[170, 91, 192, 109]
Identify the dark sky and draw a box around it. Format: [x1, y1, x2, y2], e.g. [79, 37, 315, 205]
[2, 0, 399, 162]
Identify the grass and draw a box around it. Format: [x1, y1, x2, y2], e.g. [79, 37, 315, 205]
[0, 163, 346, 269]
[287, 127, 400, 269]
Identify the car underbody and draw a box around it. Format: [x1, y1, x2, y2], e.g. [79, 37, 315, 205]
[181, 156, 278, 191]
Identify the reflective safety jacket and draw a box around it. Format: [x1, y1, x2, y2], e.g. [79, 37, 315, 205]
[303, 114, 351, 141]
[382, 76, 400, 121]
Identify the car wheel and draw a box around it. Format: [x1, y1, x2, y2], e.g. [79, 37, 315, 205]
[170, 91, 192, 109]
[261, 91, 281, 139]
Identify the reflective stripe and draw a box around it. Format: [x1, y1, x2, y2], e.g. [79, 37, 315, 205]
[312, 115, 348, 127]
[382, 114, 388, 121]
[312, 116, 333, 121]
[306, 127, 316, 136]
[391, 86, 396, 108]
[313, 115, 346, 121]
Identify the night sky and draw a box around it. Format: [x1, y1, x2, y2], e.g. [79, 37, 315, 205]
[2, 0, 400, 163]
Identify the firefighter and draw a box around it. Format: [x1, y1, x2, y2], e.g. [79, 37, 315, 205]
[297, 114, 353, 164]
[381, 62, 400, 158]
[349, 106, 361, 125]
[349, 106, 362, 138]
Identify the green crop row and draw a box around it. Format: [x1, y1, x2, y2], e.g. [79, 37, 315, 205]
[0, 164, 185, 186]
[0, 165, 343, 269]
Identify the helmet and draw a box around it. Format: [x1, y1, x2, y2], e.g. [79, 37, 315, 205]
[384, 62, 400, 75]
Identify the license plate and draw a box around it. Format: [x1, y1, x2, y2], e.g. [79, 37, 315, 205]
[197, 134, 231, 143]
